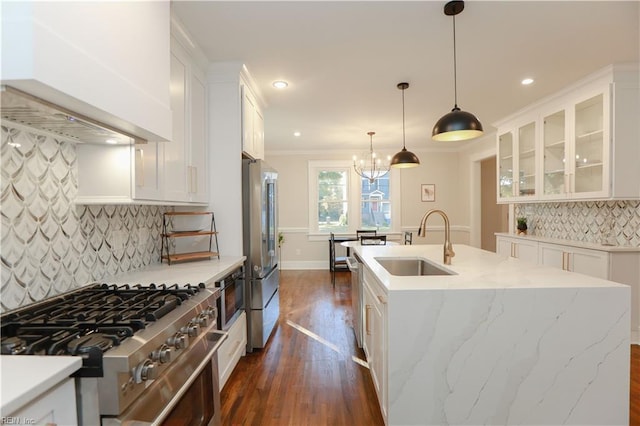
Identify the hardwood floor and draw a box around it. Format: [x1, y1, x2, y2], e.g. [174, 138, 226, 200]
[221, 270, 640, 426]
[220, 270, 384, 425]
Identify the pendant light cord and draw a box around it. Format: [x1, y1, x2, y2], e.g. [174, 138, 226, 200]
[452, 13, 458, 109]
[402, 87, 406, 149]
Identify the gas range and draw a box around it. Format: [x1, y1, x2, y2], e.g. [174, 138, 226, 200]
[0, 282, 225, 423]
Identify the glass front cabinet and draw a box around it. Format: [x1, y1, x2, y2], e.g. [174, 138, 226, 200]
[497, 117, 538, 203]
[496, 64, 639, 203]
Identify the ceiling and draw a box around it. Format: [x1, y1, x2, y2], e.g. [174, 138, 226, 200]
[172, 1, 640, 154]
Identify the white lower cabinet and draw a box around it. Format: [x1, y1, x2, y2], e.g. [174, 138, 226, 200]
[496, 235, 538, 264]
[362, 265, 387, 421]
[9, 377, 77, 426]
[496, 233, 640, 344]
[218, 311, 247, 389]
[538, 242, 609, 279]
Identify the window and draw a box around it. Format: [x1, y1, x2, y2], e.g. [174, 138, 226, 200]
[360, 174, 391, 232]
[317, 169, 349, 233]
[308, 160, 399, 235]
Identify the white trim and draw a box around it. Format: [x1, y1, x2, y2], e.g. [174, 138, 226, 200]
[277, 227, 309, 234]
[280, 261, 327, 270]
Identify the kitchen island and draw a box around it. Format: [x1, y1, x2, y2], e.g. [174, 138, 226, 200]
[352, 244, 630, 426]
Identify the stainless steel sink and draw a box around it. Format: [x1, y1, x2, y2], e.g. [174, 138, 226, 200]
[374, 257, 456, 276]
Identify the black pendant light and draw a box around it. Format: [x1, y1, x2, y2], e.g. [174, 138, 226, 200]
[432, 0, 483, 142]
[391, 82, 420, 168]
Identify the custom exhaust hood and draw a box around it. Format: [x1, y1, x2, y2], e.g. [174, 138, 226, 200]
[1, 86, 145, 145]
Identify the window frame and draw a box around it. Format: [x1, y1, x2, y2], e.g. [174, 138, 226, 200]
[308, 160, 400, 239]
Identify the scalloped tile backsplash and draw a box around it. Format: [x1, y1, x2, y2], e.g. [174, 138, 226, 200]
[1, 125, 168, 312]
[515, 201, 640, 247]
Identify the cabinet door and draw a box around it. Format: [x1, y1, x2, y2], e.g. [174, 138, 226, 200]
[134, 142, 164, 200]
[242, 86, 256, 158]
[10, 378, 77, 425]
[164, 50, 189, 202]
[189, 70, 208, 203]
[569, 248, 609, 279]
[542, 108, 568, 198]
[497, 131, 515, 201]
[539, 243, 566, 270]
[517, 121, 537, 198]
[253, 107, 265, 160]
[571, 92, 608, 198]
[496, 237, 513, 257]
[515, 240, 538, 264]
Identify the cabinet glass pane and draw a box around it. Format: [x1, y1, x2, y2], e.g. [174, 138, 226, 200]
[574, 94, 603, 193]
[498, 132, 514, 198]
[518, 122, 536, 197]
[543, 110, 566, 195]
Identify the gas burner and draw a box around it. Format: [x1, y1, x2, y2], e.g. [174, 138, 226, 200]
[0, 283, 215, 375]
[1, 336, 26, 355]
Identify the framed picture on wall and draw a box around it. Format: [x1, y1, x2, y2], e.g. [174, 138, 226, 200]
[421, 184, 435, 202]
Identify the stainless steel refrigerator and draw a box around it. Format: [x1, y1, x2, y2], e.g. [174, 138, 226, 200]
[242, 158, 279, 351]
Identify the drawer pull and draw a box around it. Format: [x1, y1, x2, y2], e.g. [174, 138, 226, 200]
[377, 295, 387, 305]
[365, 305, 372, 335]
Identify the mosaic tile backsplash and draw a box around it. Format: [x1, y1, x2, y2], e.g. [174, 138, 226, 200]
[515, 201, 640, 247]
[1, 125, 168, 312]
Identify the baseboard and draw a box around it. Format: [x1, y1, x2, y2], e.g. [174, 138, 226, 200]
[632, 328, 639, 345]
[280, 260, 327, 270]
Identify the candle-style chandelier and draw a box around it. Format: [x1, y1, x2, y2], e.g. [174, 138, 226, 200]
[352, 131, 390, 184]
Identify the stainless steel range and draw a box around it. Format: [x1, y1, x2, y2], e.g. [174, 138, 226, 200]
[0, 282, 227, 425]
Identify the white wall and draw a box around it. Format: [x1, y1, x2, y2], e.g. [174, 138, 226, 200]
[266, 149, 471, 269]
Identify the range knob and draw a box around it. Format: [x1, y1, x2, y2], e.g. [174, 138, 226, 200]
[195, 313, 209, 327]
[181, 322, 199, 337]
[134, 359, 157, 383]
[151, 344, 172, 364]
[204, 306, 217, 319]
[167, 332, 188, 349]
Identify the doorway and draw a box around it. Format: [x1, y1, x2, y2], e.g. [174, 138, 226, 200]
[480, 157, 508, 252]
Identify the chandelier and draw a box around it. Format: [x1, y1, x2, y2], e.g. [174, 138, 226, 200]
[353, 131, 390, 184]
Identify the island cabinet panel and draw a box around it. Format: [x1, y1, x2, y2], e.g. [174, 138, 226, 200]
[354, 243, 629, 426]
[362, 265, 388, 421]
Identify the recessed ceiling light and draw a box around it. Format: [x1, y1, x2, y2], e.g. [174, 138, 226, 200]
[105, 139, 118, 144]
[273, 81, 288, 89]
[293, 131, 301, 137]
[521, 78, 534, 85]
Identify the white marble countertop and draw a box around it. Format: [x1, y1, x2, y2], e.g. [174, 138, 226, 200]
[353, 244, 629, 291]
[495, 232, 640, 252]
[101, 256, 246, 287]
[0, 355, 82, 415]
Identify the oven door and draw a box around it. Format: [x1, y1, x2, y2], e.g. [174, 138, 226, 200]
[102, 330, 227, 426]
[218, 272, 244, 330]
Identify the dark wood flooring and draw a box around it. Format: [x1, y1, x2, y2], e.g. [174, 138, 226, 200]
[221, 270, 640, 426]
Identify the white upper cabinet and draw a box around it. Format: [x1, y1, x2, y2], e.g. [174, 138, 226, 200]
[1, 1, 172, 142]
[163, 20, 209, 205]
[76, 16, 208, 206]
[242, 84, 265, 160]
[496, 64, 639, 203]
[497, 117, 538, 202]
